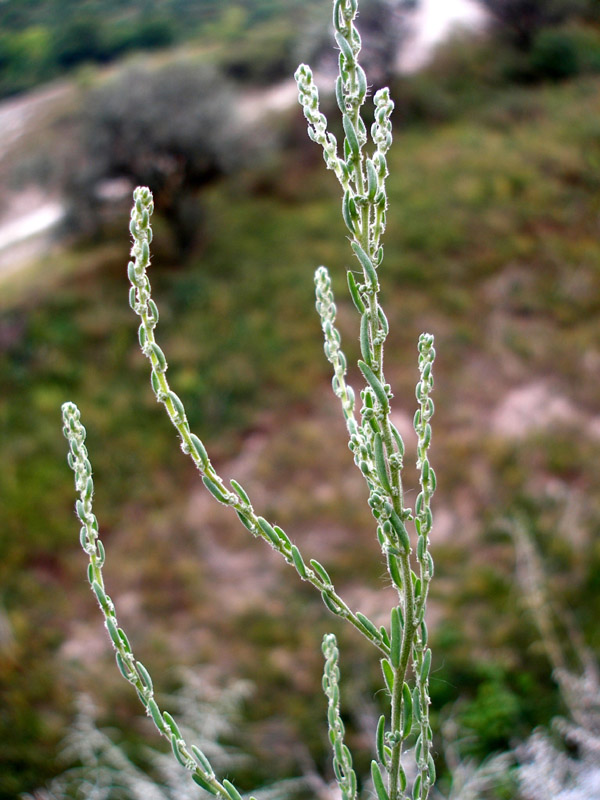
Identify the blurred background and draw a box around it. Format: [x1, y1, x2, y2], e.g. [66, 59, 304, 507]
[1, 0, 600, 797]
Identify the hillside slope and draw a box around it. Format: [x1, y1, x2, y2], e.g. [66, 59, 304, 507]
[2, 74, 600, 797]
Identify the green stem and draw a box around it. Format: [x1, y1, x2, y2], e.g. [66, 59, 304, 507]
[389, 555, 414, 800]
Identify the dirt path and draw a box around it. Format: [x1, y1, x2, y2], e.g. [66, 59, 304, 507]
[0, 83, 72, 276]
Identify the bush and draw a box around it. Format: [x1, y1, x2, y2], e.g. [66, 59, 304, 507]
[530, 27, 581, 78]
[477, 0, 589, 51]
[62, 60, 261, 251]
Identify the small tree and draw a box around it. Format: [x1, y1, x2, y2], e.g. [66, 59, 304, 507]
[477, 0, 589, 51]
[64, 61, 253, 253]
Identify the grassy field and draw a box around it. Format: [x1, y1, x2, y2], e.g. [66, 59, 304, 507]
[2, 71, 600, 797]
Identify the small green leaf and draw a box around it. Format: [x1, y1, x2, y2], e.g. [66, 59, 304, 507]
[351, 242, 378, 288]
[76, 499, 87, 523]
[360, 313, 371, 365]
[371, 760, 390, 800]
[381, 658, 394, 694]
[162, 711, 181, 739]
[343, 191, 358, 233]
[402, 682, 412, 738]
[191, 773, 218, 794]
[117, 627, 131, 653]
[229, 478, 250, 506]
[166, 391, 185, 420]
[335, 75, 345, 112]
[367, 158, 378, 201]
[311, 559, 332, 585]
[171, 734, 187, 767]
[388, 554, 402, 589]
[147, 298, 159, 325]
[105, 616, 121, 648]
[429, 467, 437, 492]
[328, 703, 337, 730]
[412, 687, 421, 722]
[415, 734, 423, 762]
[236, 510, 255, 532]
[127, 260, 140, 286]
[203, 476, 229, 504]
[274, 525, 291, 548]
[347, 271, 365, 314]
[412, 774, 422, 800]
[136, 661, 153, 694]
[358, 361, 389, 412]
[373, 433, 392, 494]
[92, 581, 107, 609]
[322, 591, 341, 615]
[428, 753, 436, 784]
[379, 625, 390, 649]
[257, 517, 280, 546]
[390, 424, 405, 456]
[343, 114, 360, 156]
[335, 31, 354, 63]
[376, 715, 386, 764]
[421, 648, 432, 682]
[189, 433, 208, 468]
[356, 612, 378, 638]
[291, 545, 307, 578]
[399, 765, 407, 792]
[377, 307, 389, 337]
[389, 511, 410, 553]
[115, 652, 131, 681]
[427, 551, 434, 577]
[149, 343, 167, 372]
[223, 779, 244, 800]
[191, 745, 214, 775]
[147, 698, 164, 731]
[151, 369, 161, 396]
[356, 63, 367, 101]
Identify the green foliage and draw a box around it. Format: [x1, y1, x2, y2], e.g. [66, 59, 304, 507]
[62, 59, 257, 250]
[529, 23, 600, 79]
[530, 27, 582, 77]
[0, 0, 325, 99]
[476, 0, 590, 51]
[219, 17, 303, 85]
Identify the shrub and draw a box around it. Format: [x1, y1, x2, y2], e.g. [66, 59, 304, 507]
[529, 27, 581, 79]
[62, 60, 259, 252]
[476, 0, 589, 51]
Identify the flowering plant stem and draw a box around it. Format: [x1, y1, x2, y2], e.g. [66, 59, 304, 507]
[62, 0, 437, 797]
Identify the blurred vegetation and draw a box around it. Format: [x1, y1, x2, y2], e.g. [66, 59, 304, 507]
[476, 0, 593, 50]
[2, 2, 600, 798]
[61, 59, 260, 251]
[0, 0, 327, 98]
